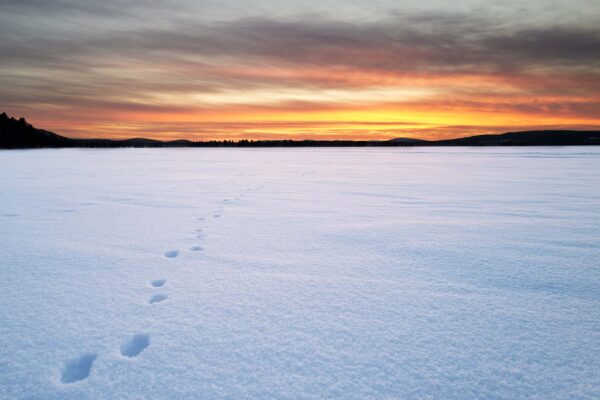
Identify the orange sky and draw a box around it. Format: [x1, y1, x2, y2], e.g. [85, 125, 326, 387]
[1, 1, 599, 140]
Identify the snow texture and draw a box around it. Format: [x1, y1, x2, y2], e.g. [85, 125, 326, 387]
[0, 147, 599, 399]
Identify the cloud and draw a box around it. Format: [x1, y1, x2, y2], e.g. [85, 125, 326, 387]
[4, 12, 600, 69]
[1, 6, 599, 139]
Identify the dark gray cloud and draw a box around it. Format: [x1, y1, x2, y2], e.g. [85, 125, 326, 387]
[0, 0, 177, 16]
[483, 27, 600, 64]
[148, 16, 600, 68]
[2, 13, 599, 75]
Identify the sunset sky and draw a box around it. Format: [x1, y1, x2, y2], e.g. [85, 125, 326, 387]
[1, 0, 599, 140]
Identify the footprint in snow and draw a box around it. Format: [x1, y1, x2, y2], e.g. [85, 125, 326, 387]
[149, 294, 167, 304]
[164, 250, 179, 259]
[151, 279, 166, 288]
[120, 334, 150, 358]
[190, 245, 203, 252]
[213, 214, 221, 218]
[60, 353, 97, 384]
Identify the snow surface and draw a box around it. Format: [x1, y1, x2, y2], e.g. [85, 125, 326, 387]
[0, 147, 599, 399]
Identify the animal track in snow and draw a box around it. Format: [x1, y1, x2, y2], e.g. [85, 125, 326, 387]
[149, 294, 167, 304]
[213, 214, 221, 218]
[60, 353, 97, 384]
[120, 334, 150, 358]
[151, 279, 166, 288]
[164, 250, 179, 258]
[190, 245, 203, 252]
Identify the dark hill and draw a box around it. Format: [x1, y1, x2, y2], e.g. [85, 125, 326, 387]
[1, 113, 599, 148]
[387, 137, 428, 144]
[0, 112, 73, 148]
[432, 130, 600, 146]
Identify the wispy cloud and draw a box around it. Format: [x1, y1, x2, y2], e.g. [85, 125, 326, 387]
[1, 3, 599, 139]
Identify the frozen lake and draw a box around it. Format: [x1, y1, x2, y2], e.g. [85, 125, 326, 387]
[1, 147, 599, 399]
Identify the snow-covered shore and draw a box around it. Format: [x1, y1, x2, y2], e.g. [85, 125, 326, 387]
[1, 147, 599, 399]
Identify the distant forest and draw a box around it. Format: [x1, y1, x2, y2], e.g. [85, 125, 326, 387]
[2, 112, 600, 148]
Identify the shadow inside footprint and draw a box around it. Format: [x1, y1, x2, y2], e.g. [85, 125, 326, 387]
[60, 353, 97, 384]
[149, 294, 167, 304]
[151, 279, 166, 288]
[164, 250, 179, 258]
[120, 334, 150, 358]
[190, 245, 203, 252]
